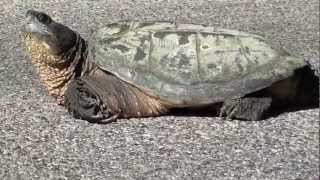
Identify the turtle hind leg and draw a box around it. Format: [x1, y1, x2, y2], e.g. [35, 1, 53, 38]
[219, 97, 272, 121]
[65, 78, 120, 123]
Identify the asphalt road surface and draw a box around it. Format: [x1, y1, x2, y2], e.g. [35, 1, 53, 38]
[0, 0, 319, 179]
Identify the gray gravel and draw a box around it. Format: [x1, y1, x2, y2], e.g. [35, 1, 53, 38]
[0, 0, 319, 179]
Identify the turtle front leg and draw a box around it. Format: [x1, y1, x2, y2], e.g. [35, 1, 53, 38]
[219, 97, 272, 121]
[64, 78, 121, 123]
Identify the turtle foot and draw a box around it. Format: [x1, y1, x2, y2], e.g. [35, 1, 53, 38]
[65, 78, 120, 123]
[219, 97, 272, 121]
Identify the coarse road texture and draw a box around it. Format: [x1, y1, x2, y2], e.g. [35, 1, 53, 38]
[0, 0, 319, 179]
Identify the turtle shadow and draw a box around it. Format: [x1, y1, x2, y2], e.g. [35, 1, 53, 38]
[168, 103, 222, 118]
[266, 104, 319, 119]
[167, 103, 319, 121]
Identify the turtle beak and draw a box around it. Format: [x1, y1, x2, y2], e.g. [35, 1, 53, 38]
[23, 10, 78, 55]
[24, 10, 53, 36]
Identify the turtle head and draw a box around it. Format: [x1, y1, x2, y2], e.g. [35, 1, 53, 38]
[23, 10, 88, 104]
[24, 10, 77, 55]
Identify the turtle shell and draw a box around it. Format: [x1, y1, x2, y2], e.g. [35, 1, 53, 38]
[89, 22, 306, 106]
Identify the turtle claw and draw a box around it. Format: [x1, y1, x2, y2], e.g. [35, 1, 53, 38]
[220, 97, 272, 121]
[84, 111, 120, 124]
[219, 99, 241, 121]
[65, 78, 122, 123]
[97, 113, 120, 124]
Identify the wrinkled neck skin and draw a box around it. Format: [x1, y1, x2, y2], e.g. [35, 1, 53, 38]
[24, 33, 88, 105]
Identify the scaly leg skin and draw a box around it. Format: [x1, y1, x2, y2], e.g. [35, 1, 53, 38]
[219, 97, 272, 121]
[65, 79, 120, 124]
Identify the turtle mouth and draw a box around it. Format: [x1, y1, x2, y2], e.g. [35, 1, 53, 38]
[23, 10, 57, 53]
[24, 10, 53, 37]
[24, 19, 51, 36]
[23, 10, 79, 56]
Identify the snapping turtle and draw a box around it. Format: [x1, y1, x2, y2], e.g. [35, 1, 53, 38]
[23, 10, 319, 123]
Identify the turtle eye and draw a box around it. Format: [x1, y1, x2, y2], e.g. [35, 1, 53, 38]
[37, 13, 51, 24]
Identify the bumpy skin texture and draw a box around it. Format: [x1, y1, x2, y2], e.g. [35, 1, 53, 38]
[220, 97, 272, 121]
[24, 33, 86, 104]
[65, 67, 170, 123]
[23, 10, 87, 105]
[23, 11, 319, 122]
